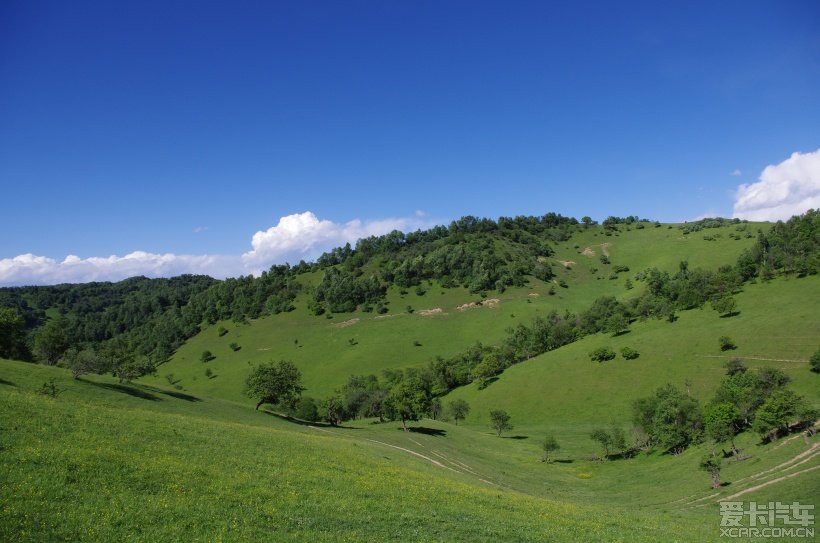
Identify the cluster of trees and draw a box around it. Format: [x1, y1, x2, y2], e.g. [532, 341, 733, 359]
[0, 267, 302, 367]
[244, 362, 475, 431]
[630, 363, 816, 459]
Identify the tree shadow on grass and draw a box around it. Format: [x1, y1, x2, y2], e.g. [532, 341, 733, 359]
[407, 426, 447, 437]
[263, 410, 360, 429]
[154, 388, 202, 402]
[719, 311, 741, 318]
[502, 435, 529, 440]
[477, 377, 499, 390]
[0, 378, 16, 387]
[82, 380, 161, 401]
[140, 384, 202, 402]
[553, 459, 574, 464]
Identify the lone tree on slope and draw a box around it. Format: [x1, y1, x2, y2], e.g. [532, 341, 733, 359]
[489, 409, 513, 436]
[245, 360, 304, 411]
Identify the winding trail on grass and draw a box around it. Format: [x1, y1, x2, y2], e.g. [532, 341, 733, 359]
[718, 465, 820, 501]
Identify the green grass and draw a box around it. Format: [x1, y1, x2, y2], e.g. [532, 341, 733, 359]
[2, 360, 722, 542]
[4, 221, 817, 542]
[447, 275, 819, 444]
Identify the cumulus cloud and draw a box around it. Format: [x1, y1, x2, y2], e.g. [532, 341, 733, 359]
[730, 169, 742, 177]
[733, 149, 820, 221]
[0, 212, 437, 286]
[241, 211, 435, 274]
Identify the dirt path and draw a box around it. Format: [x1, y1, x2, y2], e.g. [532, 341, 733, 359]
[719, 465, 820, 501]
[733, 444, 819, 485]
[696, 355, 808, 363]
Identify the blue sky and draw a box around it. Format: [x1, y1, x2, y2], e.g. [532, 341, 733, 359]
[1, 1, 819, 284]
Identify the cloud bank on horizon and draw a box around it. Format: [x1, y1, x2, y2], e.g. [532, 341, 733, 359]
[2, 149, 818, 286]
[0, 212, 435, 286]
[732, 149, 820, 222]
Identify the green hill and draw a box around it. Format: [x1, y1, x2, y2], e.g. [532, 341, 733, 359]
[2, 214, 818, 542]
[141, 220, 766, 400]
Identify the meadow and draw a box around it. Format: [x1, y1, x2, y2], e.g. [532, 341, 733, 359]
[2, 220, 817, 542]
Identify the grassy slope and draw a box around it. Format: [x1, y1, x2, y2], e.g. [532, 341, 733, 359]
[1, 360, 714, 543]
[143, 222, 764, 401]
[447, 275, 820, 441]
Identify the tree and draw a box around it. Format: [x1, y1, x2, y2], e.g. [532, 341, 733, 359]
[631, 384, 702, 454]
[605, 314, 629, 336]
[610, 426, 627, 455]
[581, 216, 593, 228]
[65, 348, 105, 380]
[32, 317, 71, 365]
[322, 395, 345, 426]
[752, 389, 804, 441]
[0, 308, 29, 360]
[385, 375, 431, 431]
[200, 350, 215, 363]
[699, 453, 723, 489]
[429, 398, 442, 420]
[541, 433, 560, 463]
[711, 296, 737, 317]
[471, 352, 505, 387]
[112, 354, 155, 383]
[489, 409, 512, 436]
[244, 360, 305, 411]
[448, 399, 471, 425]
[590, 428, 612, 459]
[811, 348, 820, 373]
[704, 402, 741, 456]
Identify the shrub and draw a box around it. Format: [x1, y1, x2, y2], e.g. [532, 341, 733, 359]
[229, 342, 241, 352]
[719, 336, 737, 351]
[810, 348, 820, 373]
[218, 326, 228, 337]
[589, 347, 616, 362]
[200, 350, 215, 363]
[724, 358, 746, 376]
[37, 378, 60, 398]
[620, 347, 639, 360]
[205, 368, 214, 379]
[293, 397, 319, 422]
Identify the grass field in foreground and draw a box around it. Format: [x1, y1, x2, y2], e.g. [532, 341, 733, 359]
[1, 359, 725, 543]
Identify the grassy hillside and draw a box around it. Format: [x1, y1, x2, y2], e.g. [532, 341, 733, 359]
[143, 221, 765, 400]
[4, 219, 816, 542]
[1, 359, 720, 542]
[446, 275, 820, 442]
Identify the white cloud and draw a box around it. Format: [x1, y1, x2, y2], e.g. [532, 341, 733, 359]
[193, 226, 208, 233]
[0, 252, 243, 286]
[730, 169, 742, 177]
[733, 149, 820, 221]
[241, 211, 434, 274]
[0, 212, 437, 286]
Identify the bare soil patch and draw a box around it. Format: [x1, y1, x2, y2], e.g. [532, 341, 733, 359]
[332, 318, 360, 328]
